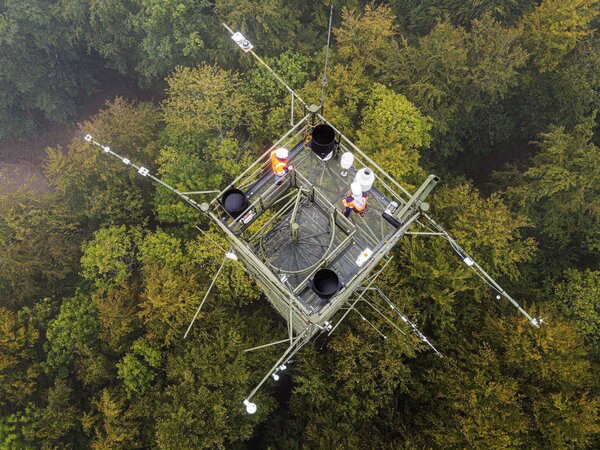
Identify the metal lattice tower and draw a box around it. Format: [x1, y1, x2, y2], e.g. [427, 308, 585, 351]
[83, 19, 542, 415]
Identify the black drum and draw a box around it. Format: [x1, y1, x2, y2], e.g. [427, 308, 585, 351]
[221, 188, 248, 218]
[310, 124, 336, 159]
[310, 268, 340, 299]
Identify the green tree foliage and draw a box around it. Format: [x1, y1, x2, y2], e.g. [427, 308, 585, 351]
[422, 312, 600, 448]
[0, 0, 347, 139]
[186, 230, 260, 307]
[393, 22, 467, 149]
[425, 345, 528, 448]
[163, 64, 252, 139]
[244, 51, 313, 109]
[25, 378, 82, 449]
[393, 14, 528, 159]
[44, 292, 99, 377]
[0, 191, 81, 307]
[133, 0, 212, 81]
[0, 307, 39, 410]
[214, 0, 305, 58]
[380, 183, 535, 337]
[488, 313, 600, 448]
[334, 2, 399, 79]
[433, 184, 535, 280]
[92, 284, 142, 355]
[157, 64, 255, 225]
[466, 15, 529, 103]
[154, 307, 276, 450]
[136, 229, 200, 343]
[243, 51, 315, 141]
[301, 62, 372, 134]
[81, 225, 143, 291]
[84, 388, 141, 450]
[2, 1, 600, 448]
[505, 115, 600, 265]
[59, 0, 142, 75]
[357, 83, 431, 186]
[512, 2, 600, 137]
[58, 0, 215, 82]
[0, 0, 87, 139]
[77, 224, 268, 448]
[391, 0, 538, 34]
[0, 413, 36, 449]
[271, 318, 418, 448]
[117, 338, 162, 398]
[46, 98, 161, 228]
[286, 3, 405, 138]
[542, 34, 600, 130]
[80, 226, 144, 354]
[523, 0, 599, 73]
[136, 228, 259, 343]
[553, 269, 600, 351]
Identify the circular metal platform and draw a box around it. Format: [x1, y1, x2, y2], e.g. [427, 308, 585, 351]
[260, 201, 334, 274]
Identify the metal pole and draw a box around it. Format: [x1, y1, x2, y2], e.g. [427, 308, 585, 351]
[367, 286, 443, 357]
[422, 213, 541, 328]
[244, 338, 291, 353]
[183, 256, 228, 339]
[291, 94, 294, 126]
[180, 190, 221, 195]
[290, 188, 303, 243]
[84, 136, 207, 214]
[222, 23, 308, 110]
[210, 115, 310, 206]
[245, 327, 311, 402]
[404, 231, 446, 236]
[351, 308, 387, 339]
[288, 297, 294, 343]
[327, 260, 391, 336]
[360, 297, 406, 336]
[193, 226, 227, 253]
[320, 5, 334, 112]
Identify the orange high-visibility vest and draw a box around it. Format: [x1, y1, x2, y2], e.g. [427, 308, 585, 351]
[343, 194, 368, 212]
[271, 150, 289, 176]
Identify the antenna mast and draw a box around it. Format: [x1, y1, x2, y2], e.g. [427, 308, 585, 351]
[320, 5, 334, 113]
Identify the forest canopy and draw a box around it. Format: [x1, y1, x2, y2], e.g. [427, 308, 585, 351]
[0, 1, 599, 448]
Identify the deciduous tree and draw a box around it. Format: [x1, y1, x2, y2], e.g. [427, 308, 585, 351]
[505, 115, 600, 266]
[44, 292, 99, 377]
[157, 65, 256, 225]
[523, 0, 599, 73]
[0, 307, 39, 410]
[0, 191, 81, 307]
[46, 98, 161, 229]
[553, 269, 600, 352]
[357, 83, 431, 186]
[334, 2, 399, 79]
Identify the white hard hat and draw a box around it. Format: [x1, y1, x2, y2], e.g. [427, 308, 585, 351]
[275, 147, 289, 159]
[351, 182, 362, 196]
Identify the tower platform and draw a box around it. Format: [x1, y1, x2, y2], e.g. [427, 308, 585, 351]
[207, 115, 431, 334]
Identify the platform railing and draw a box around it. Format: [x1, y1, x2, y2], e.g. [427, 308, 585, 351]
[210, 115, 310, 208]
[317, 114, 414, 204]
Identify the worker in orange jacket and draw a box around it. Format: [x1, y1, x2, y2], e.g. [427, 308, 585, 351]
[343, 182, 368, 218]
[271, 147, 290, 182]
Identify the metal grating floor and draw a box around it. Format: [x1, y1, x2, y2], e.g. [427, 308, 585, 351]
[292, 148, 396, 245]
[260, 200, 332, 278]
[242, 142, 398, 313]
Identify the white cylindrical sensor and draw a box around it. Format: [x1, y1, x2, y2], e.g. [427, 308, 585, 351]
[340, 152, 354, 170]
[354, 167, 375, 191]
